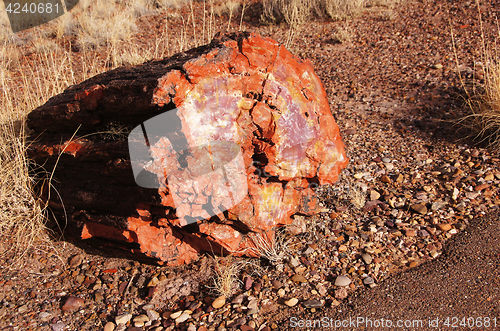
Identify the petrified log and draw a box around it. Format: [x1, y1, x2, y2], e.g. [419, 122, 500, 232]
[27, 32, 348, 266]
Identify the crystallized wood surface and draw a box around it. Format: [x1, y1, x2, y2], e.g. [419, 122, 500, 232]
[28, 32, 348, 266]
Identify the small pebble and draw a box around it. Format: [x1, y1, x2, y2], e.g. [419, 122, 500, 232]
[316, 283, 327, 296]
[115, 313, 133, 325]
[39, 312, 52, 322]
[410, 203, 427, 215]
[405, 229, 417, 237]
[104, 322, 115, 331]
[175, 311, 191, 323]
[133, 314, 149, 327]
[381, 175, 392, 183]
[475, 183, 489, 191]
[361, 253, 373, 264]
[334, 275, 351, 287]
[147, 276, 159, 287]
[431, 201, 446, 211]
[69, 254, 84, 268]
[244, 276, 253, 290]
[438, 223, 452, 232]
[170, 311, 182, 319]
[302, 299, 323, 308]
[232, 294, 245, 305]
[17, 304, 28, 313]
[62, 296, 84, 312]
[289, 257, 300, 267]
[370, 190, 381, 201]
[212, 295, 226, 309]
[50, 322, 66, 331]
[291, 274, 307, 283]
[146, 310, 160, 321]
[284, 298, 298, 307]
[363, 277, 375, 285]
[271, 279, 282, 289]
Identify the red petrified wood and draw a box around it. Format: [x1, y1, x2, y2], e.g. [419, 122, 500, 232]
[27, 32, 348, 266]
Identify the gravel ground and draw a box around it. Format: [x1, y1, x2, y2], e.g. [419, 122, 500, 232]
[271, 210, 500, 330]
[1, 0, 499, 330]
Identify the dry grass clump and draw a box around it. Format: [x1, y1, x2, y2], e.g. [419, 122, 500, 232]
[209, 255, 248, 298]
[322, 171, 367, 210]
[261, 0, 404, 27]
[246, 228, 298, 268]
[0, 29, 90, 262]
[261, 0, 365, 26]
[455, 3, 500, 149]
[56, 0, 138, 51]
[463, 60, 500, 149]
[331, 24, 352, 43]
[261, 0, 316, 26]
[0, 71, 48, 262]
[348, 182, 366, 210]
[0, 123, 47, 261]
[324, 0, 365, 21]
[365, 0, 400, 20]
[365, 0, 401, 8]
[0, 2, 116, 262]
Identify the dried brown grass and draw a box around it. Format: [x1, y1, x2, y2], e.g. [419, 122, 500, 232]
[454, 1, 500, 149]
[261, 0, 366, 26]
[0, 49, 51, 262]
[463, 62, 500, 149]
[209, 255, 248, 298]
[246, 228, 299, 268]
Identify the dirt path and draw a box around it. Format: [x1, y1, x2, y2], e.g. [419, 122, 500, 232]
[270, 210, 500, 330]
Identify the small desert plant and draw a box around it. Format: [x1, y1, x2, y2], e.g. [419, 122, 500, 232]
[246, 227, 298, 267]
[101, 122, 131, 142]
[209, 255, 247, 298]
[323, 171, 366, 210]
[331, 24, 352, 43]
[346, 182, 366, 210]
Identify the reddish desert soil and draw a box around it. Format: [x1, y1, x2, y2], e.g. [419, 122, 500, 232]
[1, 0, 500, 330]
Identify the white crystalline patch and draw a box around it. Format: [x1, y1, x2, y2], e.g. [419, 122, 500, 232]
[180, 77, 243, 147]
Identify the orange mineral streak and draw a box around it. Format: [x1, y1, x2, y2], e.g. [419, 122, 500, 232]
[74, 84, 104, 110]
[80, 32, 348, 266]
